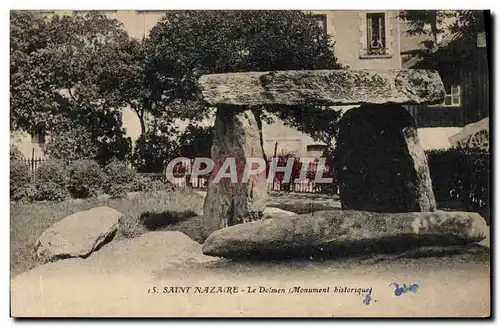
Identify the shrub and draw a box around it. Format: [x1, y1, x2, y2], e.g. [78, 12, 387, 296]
[10, 145, 25, 161]
[10, 159, 32, 201]
[11, 182, 37, 203]
[44, 126, 99, 162]
[33, 159, 70, 201]
[130, 174, 152, 192]
[34, 159, 68, 186]
[103, 159, 136, 198]
[34, 181, 70, 202]
[67, 159, 105, 198]
[427, 148, 489, 213]
[149, 179, 176, 193]
[132, 132, 176, 173]
[45, 126, 133, 167]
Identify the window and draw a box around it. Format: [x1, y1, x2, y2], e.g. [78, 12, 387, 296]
[477, 32, 486, 48]
[366, 13, 386, 55]
[431, 84, 461, 107]
[314, 15, 327, 34]
[31, 129, 46, 144]
[443, 85, 461, 107]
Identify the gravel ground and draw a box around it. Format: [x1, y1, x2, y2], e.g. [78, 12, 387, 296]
[11, 231, 490, 318]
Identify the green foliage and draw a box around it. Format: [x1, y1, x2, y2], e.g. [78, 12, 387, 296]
[67, 159, 105, 198]
[130, 174, 152, 192]
[145, 10, 343, 134]
[132, 132, 176, 173]
[34, 159, 68, 186]
[10, 159, 32, 201]
[44, 123, 132, 166]
[44, 126, 99, 162]
[400, 10, 487, 72]
[103, 159, 137, 198]
[427, 148, 489, 213]
[34, 182, 70, 202]
[10, 145, 25, 161]
[271, 106, 342, 146]
[32, 159, 70, 201]
[12, 183, 38, 203]
[173, 124, 213, 159]
[10, 11, 133, 164]
[400, 10, 486, 48]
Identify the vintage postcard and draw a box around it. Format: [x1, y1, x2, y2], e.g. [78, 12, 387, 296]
[9, 9, 491, 317]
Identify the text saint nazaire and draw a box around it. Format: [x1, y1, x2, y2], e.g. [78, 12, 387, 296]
[163, 286, 240, 294]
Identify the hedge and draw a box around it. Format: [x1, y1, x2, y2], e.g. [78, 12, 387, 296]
[427, 148, 489, 213]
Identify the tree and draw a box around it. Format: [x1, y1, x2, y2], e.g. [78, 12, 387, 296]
[399, 11, 454, 50]
[10, 11, 62, 132]
[145, 10, 343, 141]
[173, 123, 214, 159]
[400, 10, 486, 53]
[10, 11, 134, 164]
[117, 38, 159, 136]
[131, 131, 176, 173]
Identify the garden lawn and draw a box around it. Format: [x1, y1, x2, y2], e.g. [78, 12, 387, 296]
[10, 189, 205, 277]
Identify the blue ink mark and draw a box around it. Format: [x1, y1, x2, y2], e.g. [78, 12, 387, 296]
[363, 289, 372, 305]
[389, 283, 419, 296]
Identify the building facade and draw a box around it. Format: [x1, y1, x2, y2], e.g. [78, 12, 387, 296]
[400, 16, 490, 129]
[12, 10, 403, 159]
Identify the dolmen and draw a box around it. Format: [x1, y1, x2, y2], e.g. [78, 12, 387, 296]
[196, 69, 488, 258]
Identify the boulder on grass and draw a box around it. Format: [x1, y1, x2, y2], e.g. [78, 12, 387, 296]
[202, 210, 487, 259]
[35, 206, 122, 264]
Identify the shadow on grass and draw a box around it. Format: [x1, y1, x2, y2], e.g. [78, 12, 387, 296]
[139, 210, 198, 231]
[269, 202, 341, 214]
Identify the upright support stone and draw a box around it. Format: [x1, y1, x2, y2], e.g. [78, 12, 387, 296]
[202, 107, 267, 238]
[334, 104, 436, 212]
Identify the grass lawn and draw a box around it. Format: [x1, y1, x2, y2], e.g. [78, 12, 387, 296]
[11, 187, 487, 278]
[10, 189, 205, 277]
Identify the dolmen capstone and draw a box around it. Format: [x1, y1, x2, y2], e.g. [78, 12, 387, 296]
[197, 69, 446, 239]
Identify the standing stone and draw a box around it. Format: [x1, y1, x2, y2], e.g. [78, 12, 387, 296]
[202, 107, 267, 238]
[334, 104, 436, 212]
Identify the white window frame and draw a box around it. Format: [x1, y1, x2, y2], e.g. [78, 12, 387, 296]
[358, 11, 393, 59]
[431, 84, 461, 107]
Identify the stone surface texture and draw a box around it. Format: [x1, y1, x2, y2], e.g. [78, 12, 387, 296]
[202, 210, 487, 259]
[198, 69, 445, 106]
[335, 104, 437, 212]
[35, 206, 121, 264]
[202, 107, 267, 238]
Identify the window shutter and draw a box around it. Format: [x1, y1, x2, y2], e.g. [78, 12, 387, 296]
[380, 15, 386, 48]
[367, 15, 373, 48]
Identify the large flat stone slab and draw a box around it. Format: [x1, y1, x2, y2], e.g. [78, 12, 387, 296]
[35, 206, 121, 264]
[198, 70, 445, 106]
[335, 104, 436, 212]
[202, 210, 487, 259]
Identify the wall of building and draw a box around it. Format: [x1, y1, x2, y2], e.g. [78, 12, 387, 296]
[310, 10, 401, 70]
[11, 131, 45, 159]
